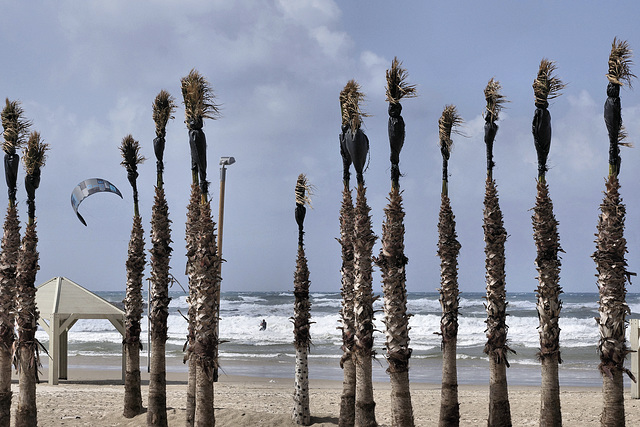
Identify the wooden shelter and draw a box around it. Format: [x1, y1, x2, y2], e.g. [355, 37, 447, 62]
[36, 276, 125, 385]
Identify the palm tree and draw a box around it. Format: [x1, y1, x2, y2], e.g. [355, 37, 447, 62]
[593, 38, 636, 427]
[375, 57, 416, 427]
[14, 131, 48, 427]
[181, 68, 221, 426]
[482, 81, 513, 427]
[0, 99, 29, 424]
[148, 90, 176, 426]
[292, 174, 313, 425]
[342, 80, 377, 427]
[436, 105, 463, 427]
[531, 61, 565, 427]
[120, 134, 146, 418]
[338, 81, 357, 427]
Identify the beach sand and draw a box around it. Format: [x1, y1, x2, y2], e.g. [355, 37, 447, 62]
[7, 356, 640, 426]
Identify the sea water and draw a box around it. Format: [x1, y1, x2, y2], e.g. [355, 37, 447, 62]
[35, 291, 640, 387]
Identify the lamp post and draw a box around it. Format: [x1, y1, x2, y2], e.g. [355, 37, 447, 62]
[214, 156, 235, 381]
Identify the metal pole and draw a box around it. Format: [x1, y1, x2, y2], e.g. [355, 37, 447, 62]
[147, 277, 151, 373]
[213, 164, 227, 382]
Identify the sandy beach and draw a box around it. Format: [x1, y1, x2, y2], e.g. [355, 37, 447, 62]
[5, 356, 640, 426]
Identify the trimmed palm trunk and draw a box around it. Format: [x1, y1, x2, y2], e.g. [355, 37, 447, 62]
[436, 105, 463, 427]
[593, 38, 636, 427]
[120, 135, 146, 419]
[375, 57, 416, 427]
[531, 61, 565, 427]
[292, 174, 313, 425]
[0, 99, 29, 424]
[15, 131, 48, 427]
[148, 90, 176, 427]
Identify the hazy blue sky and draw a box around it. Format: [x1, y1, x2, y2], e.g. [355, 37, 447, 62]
[1, 1, 640, 294]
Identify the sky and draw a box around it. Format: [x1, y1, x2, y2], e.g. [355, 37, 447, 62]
[1, 1, 640, 295]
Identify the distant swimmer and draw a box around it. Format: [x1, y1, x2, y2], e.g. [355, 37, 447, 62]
[259, 319, 267, 331]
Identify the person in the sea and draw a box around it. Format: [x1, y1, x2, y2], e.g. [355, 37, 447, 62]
[259, 319, 267, 331]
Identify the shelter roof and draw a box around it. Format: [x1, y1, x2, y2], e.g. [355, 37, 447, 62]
[36, 276, 124, 318]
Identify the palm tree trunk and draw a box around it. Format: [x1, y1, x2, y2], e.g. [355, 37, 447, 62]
[339, 185, 356, 427]
[293, 242, 312, 426]
[353, 184, 377, 427]
[148, 186, 172, 426]
[437, 193, 461, 427]
[375, 187, 413, 427]
[185, 184, 200, 427]
[14, 222, 39, 427]
[123, 215, 145, 418]
[532, 180, 563, 426]
[0, 204, 20, 424]
[593, 175, 631, 427]
[483, 178, 512, 427]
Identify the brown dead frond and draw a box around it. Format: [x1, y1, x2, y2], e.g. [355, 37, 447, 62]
[607, 37, 635, 87]
[119, 134, 145, 173]
[295, 173, 314, 209]
[533, 59, 565, 105]
[152, 90, 177, 136]
[181, 68, 220, 123]
[438, 105, 463, 153]
[1, 99, 32, 154]
[385, 57, 417, 104]
[484, 78, 507, 122]
[340, 80, 369, 132]
[22, 131, 49, 175]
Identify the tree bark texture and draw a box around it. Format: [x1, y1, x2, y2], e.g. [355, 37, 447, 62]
[532, 180, 563, 426]
[0, 205, 20, 425]
[148, 186, 173, 427]
[123, 215, 145, 418]
[292, 243, 311, 425]
[353, 184, 377, 427]
[338, 186, 356, 427]
[184, 184, 200, 427]
[593, 176, 631, 427]
[483, 178, 512, 427]
[375, 187, 413, 427]
[437, 193, 461, 427]
[193, 201, 220, 427]
[14, 222, 39, 427]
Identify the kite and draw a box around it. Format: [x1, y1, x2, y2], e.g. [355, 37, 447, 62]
[71, 178, 123, 226]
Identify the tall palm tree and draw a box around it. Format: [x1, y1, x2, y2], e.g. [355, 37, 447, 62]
[593, 38, 636, 427]
[342, 80, 377, 427]
[14, 131, 48, 427]
[120, 134, 146, 418]
[338, 81, 357, 427]
[148, 90, 176, 427]
[181, 68, 221, 426]
[374, 57, 416, 427]
[0, 99, 29, 424]
[482, 81, 513, 427]
[531, 61, 565, 427]
[292, 174, 313, 426]
[436, 105, 463, 427]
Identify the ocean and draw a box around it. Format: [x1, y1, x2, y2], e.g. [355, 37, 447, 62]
[35, 291, 640, 387]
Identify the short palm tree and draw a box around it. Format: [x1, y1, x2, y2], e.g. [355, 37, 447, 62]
[120, 134, 146, 418]
[436, 105, 463, 427]
[482, 81, 513, 427]
[0, 99, 29, 424]
[292, 174, 313, 426]
[375, 57, 416, 427]
[14, 131, 48, 427]
[148, 90, 176, 427]
[593, 38, 636, 427]
[531, 61, 565, 427]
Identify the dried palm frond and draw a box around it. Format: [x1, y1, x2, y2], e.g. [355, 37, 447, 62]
[340, 80, 369, 132]
[22, 132, 49, 175]
[438, 105, 463, 154]
[533, 59, 565, 106]
[1, 99, 31, 154]
[295, 174, 314, 209]
[607, 38, 635, 87]
[484, 78, 507, 122]
[152, 90, 177, 137]
[385, 57, 417, 104]
[119, 135, 145, 173]
[181, 69, 220, 124]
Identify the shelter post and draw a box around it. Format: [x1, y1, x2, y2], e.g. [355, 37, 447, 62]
[631, 318, 639, 398]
